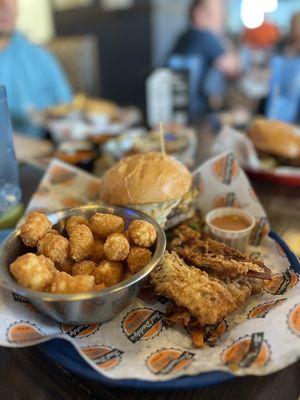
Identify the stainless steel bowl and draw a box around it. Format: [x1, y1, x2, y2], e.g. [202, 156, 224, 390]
[0, 205, 166, 324]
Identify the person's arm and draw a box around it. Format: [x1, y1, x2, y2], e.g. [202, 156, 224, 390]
[215, 51, 241, 78]
[203, 32, 241, 78]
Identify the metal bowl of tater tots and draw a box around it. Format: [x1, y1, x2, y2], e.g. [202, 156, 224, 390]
[0, 205, 166, 324]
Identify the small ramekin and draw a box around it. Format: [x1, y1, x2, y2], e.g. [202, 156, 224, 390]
[205, 207, 255, 252]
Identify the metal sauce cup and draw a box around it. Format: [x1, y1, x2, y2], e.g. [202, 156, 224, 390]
[0, 205, 166, 324]
[205, 207, 255, 252]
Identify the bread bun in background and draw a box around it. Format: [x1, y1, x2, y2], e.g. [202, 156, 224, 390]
[248, 119, 300, 160]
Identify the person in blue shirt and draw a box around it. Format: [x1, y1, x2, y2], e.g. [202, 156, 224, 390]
[0, 0, 73, 136]
[171, 0, 240, 113]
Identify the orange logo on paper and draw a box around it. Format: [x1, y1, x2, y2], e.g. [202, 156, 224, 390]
[86, 181, 101, 201]
[12, 293, 39, 314]
[61, 197, 83, 208]
[146, 348, 194, 375]
[193, 172, 203, 195]
[7, 321, 44, 343]
[222, 333, 270, 369]
[264, 269, 299, 295]
[248, 299, 287, 319]
[287, 304, 300, 337]
[213, 192, 240, 208]
[82, 345, 123, 370]
[60, 323, 100, 338]
[250, 217, 270, 246]
[50, 166, 77, 185]
[212, 153, 239, 185]
[122, 308, 164, 343]
[205, 320, 227, 342]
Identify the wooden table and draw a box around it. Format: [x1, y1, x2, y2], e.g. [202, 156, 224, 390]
[1, 143, 300, 400]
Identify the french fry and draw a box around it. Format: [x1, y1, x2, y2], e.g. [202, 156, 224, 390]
[191, 327, 204, 348]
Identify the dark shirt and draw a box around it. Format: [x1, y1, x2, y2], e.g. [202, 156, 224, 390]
[172, 27, 225, 73]
[170, 27, 225, 114]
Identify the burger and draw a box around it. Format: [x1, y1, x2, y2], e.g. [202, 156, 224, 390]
[99, 152, 196, 228]
[248, 119, 300, 167]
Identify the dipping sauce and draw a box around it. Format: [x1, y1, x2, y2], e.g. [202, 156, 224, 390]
[211, 214, 251, 231]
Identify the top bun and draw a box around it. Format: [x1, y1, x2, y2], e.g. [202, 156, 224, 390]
[99, 152, 192, 205]
[248, 119, 300, 159]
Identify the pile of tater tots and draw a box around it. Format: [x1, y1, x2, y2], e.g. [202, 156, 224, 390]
[10, 211, 157, 294]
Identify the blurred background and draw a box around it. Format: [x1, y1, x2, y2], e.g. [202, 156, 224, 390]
[11, 0, 300, 118]
[2, 0, 300, 241]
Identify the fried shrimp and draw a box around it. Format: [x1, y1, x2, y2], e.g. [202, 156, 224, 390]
[171, 229, 269, 279]
[150, 252, 252, 326]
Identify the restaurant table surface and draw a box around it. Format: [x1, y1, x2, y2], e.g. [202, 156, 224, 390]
[1, 129, 300, 400]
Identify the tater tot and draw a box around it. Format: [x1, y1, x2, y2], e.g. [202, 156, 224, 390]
[127, 220, 156, 248]
[104, 233, 130, 261]
[58, 259, 74, 274]
[95, 283, 106, 291]
[123, 269, 135, 281]
[90, 239, 105, 263]
[37, 233, 69, 266]
[20, 212, 52, 247]
[126, 246, 152, 274]
[51, 272, 95, 294]
[72, 260, 96, 276]
[90, 213, 125, 238]
[69, 224, 94, 261]
[10, 253, 56, 291]
[93, 261, 123, 286]
[66, 216, 89, 235]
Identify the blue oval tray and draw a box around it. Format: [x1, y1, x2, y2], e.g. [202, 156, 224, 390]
[37, 232, 300, 389]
